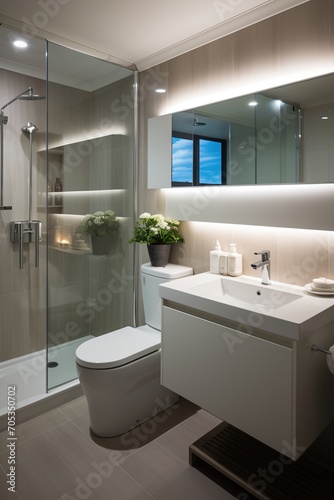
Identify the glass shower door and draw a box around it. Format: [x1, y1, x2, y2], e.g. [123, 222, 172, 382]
[46, 43, 135, 389]
[0, 26, 47, 414]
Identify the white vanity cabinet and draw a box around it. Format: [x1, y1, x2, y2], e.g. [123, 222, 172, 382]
[161, 304, 334, 460]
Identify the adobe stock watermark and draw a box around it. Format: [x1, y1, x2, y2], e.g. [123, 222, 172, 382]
[236, 439, 306, 499]
[213, 0, 243, 21]
[238, 104, 298, 164]
[16, 268, 133, 386]
[223, 102, 299, 185]
[21, 0, 72, 37]
[59, 394, 180, 499]
[222, 232, 330, 355]
[221, 286, 292, 354]
[281, 234, 330, 285]
[120, 395, 180, 450]
[175, 102, 298, 220]
[48, 65, 168, 181]
[59, 451, 122, 500]
[176, 185, 222, 220]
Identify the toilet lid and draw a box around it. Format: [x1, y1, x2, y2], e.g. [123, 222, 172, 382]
[75, 327, 160, 369]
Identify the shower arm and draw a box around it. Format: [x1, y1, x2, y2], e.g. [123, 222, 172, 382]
[0, 88, 32, 113]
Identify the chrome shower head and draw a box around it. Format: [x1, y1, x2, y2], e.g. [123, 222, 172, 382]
[19, 87, 45, 101]
[193, 117, 206, 126]
[1, 87, 46, 114]
[21, 122, 38, 134]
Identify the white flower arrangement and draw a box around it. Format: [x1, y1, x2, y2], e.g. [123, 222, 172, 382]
[75, 210, 119, 237]
[129, 212, 184, 245]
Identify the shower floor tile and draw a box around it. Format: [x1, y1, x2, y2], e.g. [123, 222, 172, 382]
[47, 335, 93, 389]
[0, 336, 92, 415]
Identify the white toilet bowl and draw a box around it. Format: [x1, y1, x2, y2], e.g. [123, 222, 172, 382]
[76, 263, 193, 437]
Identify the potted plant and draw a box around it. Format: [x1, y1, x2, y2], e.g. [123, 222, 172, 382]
[75, 210, 119, 255]
[129, 212, 184, 266]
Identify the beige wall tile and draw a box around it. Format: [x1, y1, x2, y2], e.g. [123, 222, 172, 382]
[139, 0, 334, 290]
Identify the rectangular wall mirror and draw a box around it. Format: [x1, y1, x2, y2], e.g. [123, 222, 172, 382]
[148, 73, 334, 188]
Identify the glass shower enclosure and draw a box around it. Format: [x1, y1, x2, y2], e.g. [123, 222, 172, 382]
[0, 26, 135, 418]
[45, 43, 135, 389]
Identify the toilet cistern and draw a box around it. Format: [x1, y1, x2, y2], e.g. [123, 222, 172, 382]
[251, 250, 271, 285]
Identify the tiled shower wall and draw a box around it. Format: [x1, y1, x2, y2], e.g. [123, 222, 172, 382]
[0, 67, 135, 362]
[0, 69, 47, 363]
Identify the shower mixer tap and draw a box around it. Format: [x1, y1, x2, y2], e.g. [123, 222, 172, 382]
[10, 220, 42, 270]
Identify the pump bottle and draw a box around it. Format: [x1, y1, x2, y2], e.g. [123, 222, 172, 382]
[210, 240, 222, 274]
[227, 243, 242, 276]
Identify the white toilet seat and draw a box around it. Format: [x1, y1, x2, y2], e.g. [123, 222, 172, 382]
[75, 326, 160, 370]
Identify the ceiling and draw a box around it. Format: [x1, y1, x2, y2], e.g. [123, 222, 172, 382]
[0, 0, 309, 71]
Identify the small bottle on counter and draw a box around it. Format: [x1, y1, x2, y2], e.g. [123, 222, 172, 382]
[219, 247, 228, 275]
[227, 243, 242, 277]
[210, 240, 223, 274]
[54, 177, 63, 206]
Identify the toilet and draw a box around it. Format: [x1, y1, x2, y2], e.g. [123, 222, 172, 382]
[75, 262, 193, 437]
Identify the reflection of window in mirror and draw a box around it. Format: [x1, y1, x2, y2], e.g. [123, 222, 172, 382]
[172, 132, 226, 186]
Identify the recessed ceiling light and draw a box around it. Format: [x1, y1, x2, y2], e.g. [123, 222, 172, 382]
[248, 101, 258, 106]
[155, 88, 166, 93]
[13, 40, 28, 48]
[321, 116, 329, 120]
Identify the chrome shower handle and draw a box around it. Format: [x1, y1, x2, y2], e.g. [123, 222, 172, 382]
[19, 222, 24, 269]
[10, 220, 42, 269]
[9, 221, 25, 269]
[32, 221, 40, 268]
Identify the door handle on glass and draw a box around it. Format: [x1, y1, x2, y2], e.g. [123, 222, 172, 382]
[10, 220, 42, 269]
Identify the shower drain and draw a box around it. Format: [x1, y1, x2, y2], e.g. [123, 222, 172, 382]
[47, 361, 59, 368]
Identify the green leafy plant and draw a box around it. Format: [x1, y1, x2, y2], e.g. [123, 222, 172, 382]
[75, 210, 119, 237]
[129, 212, 184, 245]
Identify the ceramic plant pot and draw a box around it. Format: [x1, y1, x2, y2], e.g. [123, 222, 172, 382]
[91, 235, 113, 255]
[147, 244, 171, 267]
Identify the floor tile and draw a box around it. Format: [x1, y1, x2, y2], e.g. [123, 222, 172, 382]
[0, 421, 113, 500]
[183, 408, 222, 435]
[57, 395, 88, 421]
[152, 421, 204, 464]
[0, 395, 235, 500]
[0, 408, 69, 449]
[0, 464, 20, 500]
[119, 422, 204, 497]
[57, 464, 154, 500]
[154, 466, 235, 500]
[70, 397, 199, 460]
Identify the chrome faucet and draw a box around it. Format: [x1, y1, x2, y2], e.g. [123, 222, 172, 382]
[251, 250, 271, 285]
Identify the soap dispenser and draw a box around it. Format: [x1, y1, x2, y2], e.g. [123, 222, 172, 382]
[228, 243, 242, 277]
[210, 240, 222, 274]
[219, 247, 228, 275]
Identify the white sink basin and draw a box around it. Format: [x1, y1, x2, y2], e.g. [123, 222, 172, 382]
[187, 277, 301, 312]
[159, 272, 334, 340]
